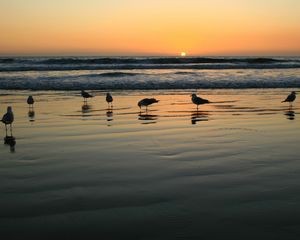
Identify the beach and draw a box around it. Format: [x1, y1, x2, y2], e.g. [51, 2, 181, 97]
[2, 0, 300, 238]
[1, 89, 300, 239]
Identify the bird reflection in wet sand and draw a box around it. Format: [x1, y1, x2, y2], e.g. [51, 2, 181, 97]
[106, 109, 113, 125]
[191, 111, 209, 125]
[28, 109, 35, 122]
[81, 103, 92, 114]
[138, 113, 158, 124]
[4, 135, 16, 153]
[284, 107, 295, 120]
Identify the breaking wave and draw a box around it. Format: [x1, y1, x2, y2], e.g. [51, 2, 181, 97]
[1, 68, 300, 90]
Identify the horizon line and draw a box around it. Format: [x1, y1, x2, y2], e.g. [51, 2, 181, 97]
[1, 54, 300, 58]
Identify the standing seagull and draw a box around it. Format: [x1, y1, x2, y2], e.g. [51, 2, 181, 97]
[1, 106, 14, 135]
[27, 95, 34, 108]
[106, 92, 113, 108]
[138, 98, 159, 111]
[191, 93, 210, 110]
[81, 90, 93, 103]
[282, 91, 296, 106]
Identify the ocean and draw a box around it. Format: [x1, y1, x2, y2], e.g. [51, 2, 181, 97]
[0, 56, 300, 90]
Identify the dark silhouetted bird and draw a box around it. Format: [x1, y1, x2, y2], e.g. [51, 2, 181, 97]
[2, 106, 14, 133]
[27, 95, 34, 108]
[191, 93, 210, 110]
[282, 91, 296, 106]
[106, 92, 113, 107]
[81, 90, 93, 102]
[138, 98, 159, 111]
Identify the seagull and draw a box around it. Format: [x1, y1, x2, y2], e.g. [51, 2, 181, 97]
[27, 95, 34, 108]
[138, 98, 159, 111]
[191, 93, 210, 110]
[106, 92, 113, 108]
[81, 90, 93, 103]
[282, 91, 296, 106]
[1, 106, 14, 134]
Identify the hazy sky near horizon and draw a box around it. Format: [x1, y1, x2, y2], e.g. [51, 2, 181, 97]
[0, 0, 300, 56]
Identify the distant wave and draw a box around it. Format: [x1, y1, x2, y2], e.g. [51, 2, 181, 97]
[1, 57, 300, 72]
[0, 58, 15, 63]
[1, 63, 300, 72]
[38, 57, 290, 65]
[87, 72, 140, 77]
[174, 71, 198, 75]
[1, 57, 297, 64]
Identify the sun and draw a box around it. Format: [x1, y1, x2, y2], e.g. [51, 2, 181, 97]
[180, 52, 186, 57]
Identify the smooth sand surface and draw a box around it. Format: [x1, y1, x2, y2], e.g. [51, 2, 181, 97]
[0, 89, 300, 240]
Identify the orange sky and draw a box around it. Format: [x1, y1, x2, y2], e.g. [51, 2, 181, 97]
[0, 0, 300, 56]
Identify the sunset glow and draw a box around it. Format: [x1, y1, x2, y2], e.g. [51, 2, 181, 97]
[0, 0, 300, 56]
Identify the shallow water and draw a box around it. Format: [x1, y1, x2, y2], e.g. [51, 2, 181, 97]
[0, 89, 300, 239]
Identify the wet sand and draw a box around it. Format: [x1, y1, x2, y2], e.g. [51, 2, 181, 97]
[0, 89, 300, 240]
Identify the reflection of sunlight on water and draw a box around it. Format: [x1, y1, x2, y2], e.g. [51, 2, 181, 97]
[43, 90, 300, 125]
[0, 90, 299, 138]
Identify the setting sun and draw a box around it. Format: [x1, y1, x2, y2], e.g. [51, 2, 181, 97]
[181, 52, 186, 57]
